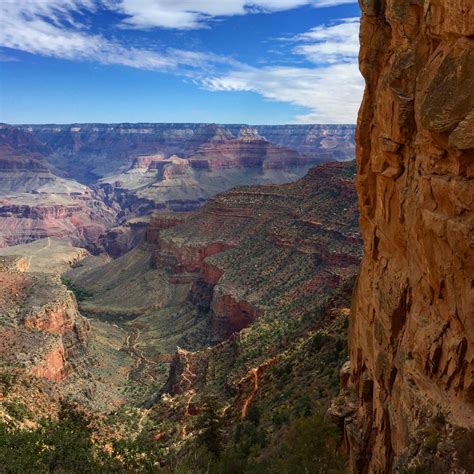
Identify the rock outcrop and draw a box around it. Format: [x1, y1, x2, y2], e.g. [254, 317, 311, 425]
[0, 238, 90, 273]
[0, 256, 90, 382]
[337, 1, 474, 472]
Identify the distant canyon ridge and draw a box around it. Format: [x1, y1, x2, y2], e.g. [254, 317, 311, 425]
[0, 123, 355, 250]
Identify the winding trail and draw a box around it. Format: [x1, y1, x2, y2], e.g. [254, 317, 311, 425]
[125, 328, 157, 383]
[178, 348, 197, 390]
[137, 408, 150, 433]
[178, 349, 198, 440]
[181, 389, 197, 439]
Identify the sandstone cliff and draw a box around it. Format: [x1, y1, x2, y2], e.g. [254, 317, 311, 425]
[336, 1, 474, 472]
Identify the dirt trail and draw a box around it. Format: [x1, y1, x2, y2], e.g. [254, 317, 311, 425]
[181, 389, 197, 439]
[241, 368, 259, 418]
[125, 328, 157, 382]
[179, 348, 196, 389]
[27, 237, 51, 268]
[137, 408, 150, 433]
[177, 349, 199, 439]
[240, 357, 278, 419]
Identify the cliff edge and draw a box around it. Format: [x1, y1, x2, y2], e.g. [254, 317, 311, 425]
[337, 0, 474, 472]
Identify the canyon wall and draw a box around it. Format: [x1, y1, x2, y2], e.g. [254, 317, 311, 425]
[18, 123, 355, 183]
[340, 0, 474, 472]
[0, 126, 117, 248]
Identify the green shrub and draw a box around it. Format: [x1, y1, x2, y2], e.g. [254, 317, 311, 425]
[267, 414, 345, 473]
[61, 277, 93, 301]
[271, 411, 289, 427]
[0, 370, 18, 396]
[4, 400, 30, 421]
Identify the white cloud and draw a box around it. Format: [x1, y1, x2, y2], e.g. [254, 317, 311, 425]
[200, 18, 363, 123]
[293, 17, 359, 63]
[202, 61, 363, 123]
[0, 0, 223, 70]
[111, 0, 357, 30]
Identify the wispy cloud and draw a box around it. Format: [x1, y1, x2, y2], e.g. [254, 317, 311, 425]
[201, 18, 363, 123]
[0, 0, 206, 70]
[293, 17, 359, 64]
[202, 62, 363, 123]
[110, 0, 357, 30]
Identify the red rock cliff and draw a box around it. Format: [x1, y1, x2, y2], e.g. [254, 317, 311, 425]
[341, 0, 474, 472]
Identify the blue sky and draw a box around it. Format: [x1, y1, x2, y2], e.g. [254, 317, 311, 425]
[0, 1, 362, 124]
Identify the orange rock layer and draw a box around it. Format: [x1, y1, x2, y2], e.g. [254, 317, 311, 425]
[341, 0, 474, 472]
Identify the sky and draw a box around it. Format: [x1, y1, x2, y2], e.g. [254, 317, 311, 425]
[0, 0, 363, 125]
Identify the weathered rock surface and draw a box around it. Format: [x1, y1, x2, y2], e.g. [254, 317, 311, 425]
[337, 1, 474, 472]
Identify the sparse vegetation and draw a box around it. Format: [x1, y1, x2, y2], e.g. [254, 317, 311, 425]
[61, 277, 93, 301]
[0, 403, 164, 473]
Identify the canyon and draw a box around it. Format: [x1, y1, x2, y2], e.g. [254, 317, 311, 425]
[19, 123, 355, 183]
[1, 2, 472, 468]
[0, 122, 354, 250]
[0, 125, 116, 249]
[0, 160, 362, 469]
[331, 0, 474, 472]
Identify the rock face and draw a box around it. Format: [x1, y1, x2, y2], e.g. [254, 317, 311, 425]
[339, 1, 474, 472]
[0, 256, 89, 382]
[253, 124, 356, 162]
[98, 216, 150, 258]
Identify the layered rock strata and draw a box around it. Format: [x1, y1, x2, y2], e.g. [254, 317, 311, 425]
[0, 127, 116, 248]
[18, 123, 356, 183]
